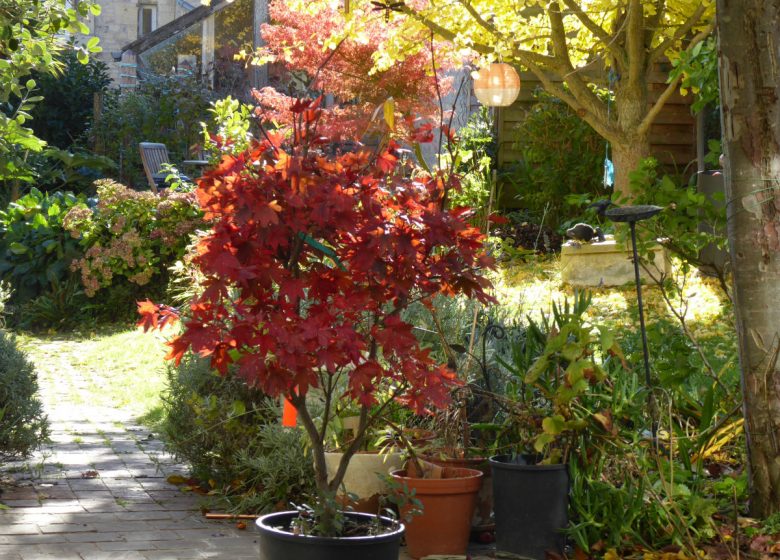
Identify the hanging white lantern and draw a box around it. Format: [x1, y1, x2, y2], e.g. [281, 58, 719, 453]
[473, 63, 521, 107]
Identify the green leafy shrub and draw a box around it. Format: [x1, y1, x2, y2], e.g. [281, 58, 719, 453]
[17, 275, 89, 330]
[91, 74, 217, 187]
[491, 294, 723, 553]
[0, 188, 84, 305]
[504, 91, 606, 228]
[29, 147, 116, 196]
[624, 157, 728, 273]
[446, 107, 497, 223]
[28, 49, 112, 149]
[0, 330, 49, 462]
[63, 179, 203, 297]
[226, 425, 316, 514]
[0, 0, 101, 190]
[669, 36, 719, 115]
[162, 354, 315, 512]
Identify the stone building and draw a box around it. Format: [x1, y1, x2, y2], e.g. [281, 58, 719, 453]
[83, 1, 199, 84]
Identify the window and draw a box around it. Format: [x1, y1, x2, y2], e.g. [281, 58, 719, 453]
[138, 5, 158, 38]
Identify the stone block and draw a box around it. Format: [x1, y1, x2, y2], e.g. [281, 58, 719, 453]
[560, 235, 670, 287]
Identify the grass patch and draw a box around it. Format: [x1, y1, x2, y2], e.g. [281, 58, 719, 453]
[16, 325, 173, 427]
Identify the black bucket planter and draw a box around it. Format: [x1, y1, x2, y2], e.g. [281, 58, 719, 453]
[490, 454, 569, 560]
[256, 511, 404, 560]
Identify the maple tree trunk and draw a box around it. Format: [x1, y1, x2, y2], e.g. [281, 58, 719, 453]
[717, 0, 780, 517]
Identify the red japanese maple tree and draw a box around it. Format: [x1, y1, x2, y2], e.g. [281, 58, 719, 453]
[254, 0, 454, 140]
[139, 97, 493, 533]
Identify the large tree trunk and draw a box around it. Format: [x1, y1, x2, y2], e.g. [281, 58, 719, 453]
[717, 0, 780, 517]
[611, 133, 650, 199]
[611, 71, 651, 199]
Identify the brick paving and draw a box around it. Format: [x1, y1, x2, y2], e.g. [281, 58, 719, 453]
[0, 342, 259, 560]
[0, 341, 493, 560]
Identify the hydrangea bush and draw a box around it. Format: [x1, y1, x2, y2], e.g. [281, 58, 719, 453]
[64, 180, 204, 296]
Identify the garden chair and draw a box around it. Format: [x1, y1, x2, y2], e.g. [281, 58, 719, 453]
[139, 142, 194, 193]
[139, 142, 171, 193]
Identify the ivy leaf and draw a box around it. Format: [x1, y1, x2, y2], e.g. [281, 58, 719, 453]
[542, 415, 567, 435]
[9, 242, 28, 254]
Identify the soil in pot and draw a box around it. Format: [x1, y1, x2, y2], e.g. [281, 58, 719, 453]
[256, 510, 404, 560]
[490, 454, 569, 560]
[390, 464, 483, 559]
[324, 450, 404, 513]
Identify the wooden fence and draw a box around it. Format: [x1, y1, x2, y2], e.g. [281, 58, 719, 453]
[496, 71, 697, 199]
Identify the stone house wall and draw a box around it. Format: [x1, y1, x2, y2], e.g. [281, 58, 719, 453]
[84, 0, 189, 84]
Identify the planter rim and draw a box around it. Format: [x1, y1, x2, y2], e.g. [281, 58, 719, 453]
[390, 467, 483, 495]
[324, 450, 401, 456]
[489, 454, 568, 471]
[422, 453, 487, 463]
[256, 511, 404, 546]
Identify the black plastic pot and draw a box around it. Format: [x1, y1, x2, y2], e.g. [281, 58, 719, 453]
[256, 511, 404, 560]
[490, 454, 569, 560]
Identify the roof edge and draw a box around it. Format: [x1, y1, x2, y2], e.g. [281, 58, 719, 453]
[121, 0, 232, 55]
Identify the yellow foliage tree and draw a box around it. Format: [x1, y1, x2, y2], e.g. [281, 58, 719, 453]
[293, 0, 714, 196]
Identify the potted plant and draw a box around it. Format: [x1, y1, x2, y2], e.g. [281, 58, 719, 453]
[416, 315, 510, 534]
[390, 457, 483, 559]
[490, 292, 625, 560]
[138, 96, 494, 559]
[323, 409, 404, 513]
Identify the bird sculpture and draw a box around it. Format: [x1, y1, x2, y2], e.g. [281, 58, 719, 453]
[565, 199, 615, 243]
[565, 223, 605, 243]
[588, 198, 616, 217]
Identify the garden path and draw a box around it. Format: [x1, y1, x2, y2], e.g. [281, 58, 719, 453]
[0, 340, 259, 560]
[0, 336, 492, 560]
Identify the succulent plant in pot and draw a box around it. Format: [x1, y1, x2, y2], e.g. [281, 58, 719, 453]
[490, 291, 626, 560]
[138, 96, 494, 558]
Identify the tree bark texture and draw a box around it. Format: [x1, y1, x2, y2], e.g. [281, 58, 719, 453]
[717, 0, 780, 517]
[611, 135, 650, 199]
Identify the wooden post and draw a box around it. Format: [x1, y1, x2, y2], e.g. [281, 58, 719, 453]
[252, 0, 269, 89]
[201, 13, 215, 87]
[92, 92, 104, 153]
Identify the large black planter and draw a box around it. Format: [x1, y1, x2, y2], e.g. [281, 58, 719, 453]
[256, 511, 404, 560]
[490, 455, 569, 559]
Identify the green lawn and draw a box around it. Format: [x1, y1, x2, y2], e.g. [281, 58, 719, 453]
[16, 326, 173, 426]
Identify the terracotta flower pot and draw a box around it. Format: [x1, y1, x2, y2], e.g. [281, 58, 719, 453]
[424, 454, 493, 531]
[390, 467, 483, 559]
[325, 451, 404, 513]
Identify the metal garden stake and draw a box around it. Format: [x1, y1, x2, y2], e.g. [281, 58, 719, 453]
[605, 204, 663, 437]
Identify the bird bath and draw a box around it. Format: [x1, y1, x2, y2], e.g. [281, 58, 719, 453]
[560, 234, 670, 287]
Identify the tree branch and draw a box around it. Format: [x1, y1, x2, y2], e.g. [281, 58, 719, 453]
[637, 73, 682, 135]
[514, 51, 617, 143]
[398, 4, 558, 68]
[559, 0, 628, 67]
[638, 25, 713, 134]
[648, 2, 709, 65]
[456, 0, 500, 40]
[644, 0, 668, 48]
[541, 3, 615, 140]
[292, 392, 330, 490]
[626, 0, 646, 88]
